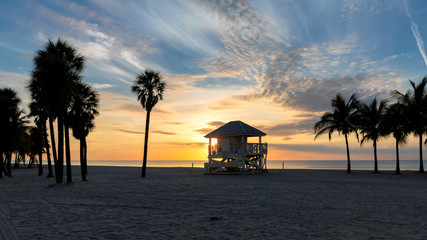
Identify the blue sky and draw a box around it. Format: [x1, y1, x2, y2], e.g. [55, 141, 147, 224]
[1, 0, 427, 162]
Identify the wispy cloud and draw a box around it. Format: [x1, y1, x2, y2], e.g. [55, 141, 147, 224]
[152, 130, 176, 135]
[170, 142, 207, 148]
[92, 83, 113, 90]
[261, 115, 319, 137]
[194, 121, 226, 135]
[113, 128, 144, 135]
[199, 1, 405, 113]
[404, 0, 427, 68]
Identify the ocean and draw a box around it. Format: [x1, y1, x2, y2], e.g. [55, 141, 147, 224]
[78, 159, 425, 171]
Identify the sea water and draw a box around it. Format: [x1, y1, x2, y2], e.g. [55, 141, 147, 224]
[78, 159, 424, 171]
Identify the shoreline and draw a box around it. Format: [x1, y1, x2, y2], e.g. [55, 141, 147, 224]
[1, 166, 427, 239]
[39, 159, 426, 171]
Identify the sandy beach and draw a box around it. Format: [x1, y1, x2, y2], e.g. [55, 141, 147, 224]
[1, 166, 427, 239]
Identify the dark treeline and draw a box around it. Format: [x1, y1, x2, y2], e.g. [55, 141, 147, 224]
[0, 39, 99, 183]
[314, 77, 427, 174]
[1, 38, 166, 181]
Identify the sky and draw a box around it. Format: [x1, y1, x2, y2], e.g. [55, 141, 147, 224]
[1, 0, 427, 163]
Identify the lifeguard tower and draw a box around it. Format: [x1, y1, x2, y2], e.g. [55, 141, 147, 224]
[204, 121, 268, 174]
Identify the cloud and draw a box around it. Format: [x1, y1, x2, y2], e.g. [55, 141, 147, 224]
[194, 121, 226, 135]
[0, 71, 31, 105]
[255, 70, 399, 112]
[404, 0, 427, 68]
[262, 115, 319, 137]
[194, 77, 250, 88]
[207, 121, 226, 127]
[170, 142, 207, 148]
[0, 70, 28, 87]
[92, 83, 114, 89]
[113, 128, 144, 135]
[193, 128, 213, 135]
[200, 1, 405, 113]
[208, 101, 239, 110]
[29, 2, 161, 89]
[152, 130, 176, 135]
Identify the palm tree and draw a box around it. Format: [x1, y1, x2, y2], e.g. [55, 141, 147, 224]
[69, 81, 99, 181]
[392, 77, 427, 173]
[29, 101, 53, 176]
[383, 103, 409, 175]
[5, 110, 28, 177]
[27, 126, 42, 170]
[131, 69, 166, 178]
[314, 94, 360, 173]
[0, 88, 23, 178]
[29, 39, 85, 183]
[358, 98, 388, 173]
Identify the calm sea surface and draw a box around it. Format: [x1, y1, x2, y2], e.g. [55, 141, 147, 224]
[77, 159, 424, 171]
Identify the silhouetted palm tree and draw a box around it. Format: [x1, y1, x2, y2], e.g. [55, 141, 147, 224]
[6, 110, 28, 177]
[314, 94, 360, 173]
[29, 39, 85, 183]
[27, 126, 42, 170]
[0, 89, 18, 177]
[392, 77, 427, 173]
[29, 101, 52, 176]
[131, 69, 166, 178]
[383, 103, 409, 174]
[358, 98, 387, 173]
[0, 88, 24, 178]
[69, 81, 99, 181]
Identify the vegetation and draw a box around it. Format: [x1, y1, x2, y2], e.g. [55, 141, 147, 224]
[314, 94, 360, 173]
[5, 38, 99, 183]
[358, 98, 388, 173]
[392, 78, 427, 173]
[315, 77, 427, 174]
[131, 69, 166, 178]
[383, 103, 408, 174]
[68, 81, 99, 181]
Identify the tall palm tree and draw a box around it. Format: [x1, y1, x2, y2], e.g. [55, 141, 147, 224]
[383, 103, 409, 175]
[5, 110, 28, 177]
[29, 39, 85, 183]
[69, 81, 99, 181]
[358, 98, 388, 173]
[0, 88, 23, 177]
[131, 69, 166, 178]
[392, 77, 427, 173]
[29, 100, 53, 176]
[314, 94, 360, 173]
[27, 126, 42, 171]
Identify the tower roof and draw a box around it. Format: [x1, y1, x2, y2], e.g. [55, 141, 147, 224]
[204, 121, 266, 138]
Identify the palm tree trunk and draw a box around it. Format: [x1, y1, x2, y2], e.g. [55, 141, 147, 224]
[49, 117, 58, 167]
[14, 152, 20, 168]
[142, 110, 151, 178]
[44, 121, 53, 178]
[80, 138, 87, 181]
[38, 122, 43, 176]
[56, 116, 64, 183]
[83, 137, 88, 177]
[64, 119, 72, 183]
[419, 134, 424, 173]
[345, 133, 351, 173]
[373, 140, 378, 173]
[395, 138, 400, 175]
[0, 153, 3, 178]
[6, 152, 12, 177]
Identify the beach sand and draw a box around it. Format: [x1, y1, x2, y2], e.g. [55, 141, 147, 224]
[1, 166, 427, 239]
